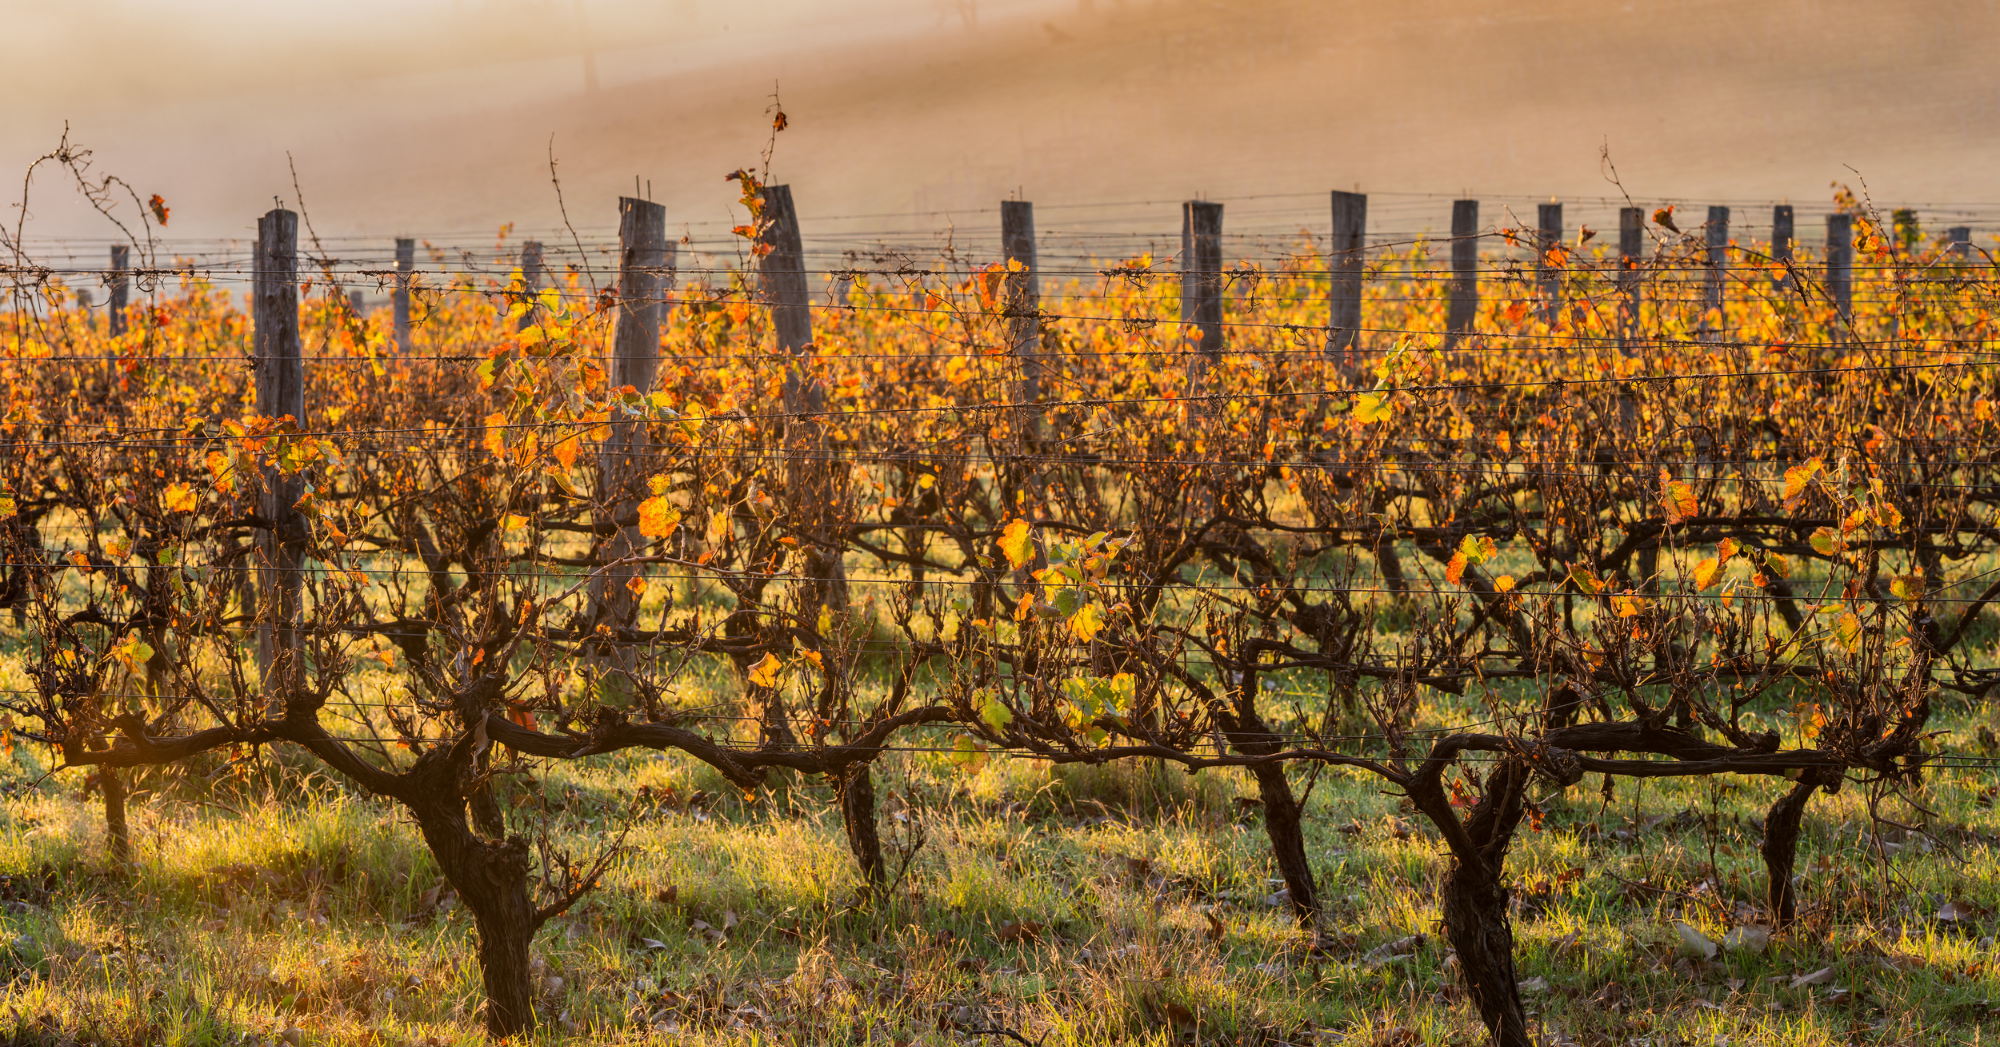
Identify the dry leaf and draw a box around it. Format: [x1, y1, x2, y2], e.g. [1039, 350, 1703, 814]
[995, 920, 1044, 944]
[1675, 922, 1718, 960]
[1722, 926, 1770, 955]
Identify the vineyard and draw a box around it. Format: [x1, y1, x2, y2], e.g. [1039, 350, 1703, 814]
[0, 165, 1997, 1047]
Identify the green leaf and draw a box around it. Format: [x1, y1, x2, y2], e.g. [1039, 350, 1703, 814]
[980, 697, 1013, 733]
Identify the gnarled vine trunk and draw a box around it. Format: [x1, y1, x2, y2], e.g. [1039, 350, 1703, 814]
[1760, 770, 1834, 928]
[1420, 755, 1534, 1047]
[1249, 761, 1320, 929]
[403, 752, 540, 1037]
[838, 762, 886, 893]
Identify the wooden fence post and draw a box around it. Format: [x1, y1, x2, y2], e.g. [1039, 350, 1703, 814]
[254, 208, 304, 694]
[1182, 200, 1224, 358]
[108, 245, 129, 337]
[1618, 206, 1643, 347]
[591, 199, 669, 641]
[1328, 191, 1366, 361]
[517, 240, 547, 331]
[1537, 202, 1563, 321]
[347, 290, 364, 317]
[1001, 201, 1041, 440]
[756, 184, 847, 614]
[757, 186, 820, 414]
[1446, 199, 1478, 347]
[1772, 206, 1795, 263]
[1704, 205, 1730, 331]
[1771, 205, 1795, 291]
[1826, 214, 1854, 320]
[394, 238, 415, 353]
[1948, 226, 1973, 260]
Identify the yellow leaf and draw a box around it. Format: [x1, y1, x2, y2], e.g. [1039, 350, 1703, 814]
[503, 513, 529, 531]
[1352, 391, 1393, 424]
[1068, 603, 1104, 642]
[638, 497, 681, 538]
[799, 649, 823, 668]
[747, 653, 782, 688]
[998, 518, 1035, 570]
[1614, 591, 1647, 617]
[1782, 457, 1822, 510]
[163, 483, 197, 513]
[1715, 537, 1739, 566]
[112, 637, 154, 673]
[1494, 575, 1516, 593]
[1836, 611, 1862, 653]
[1693, 557, 1722, 591]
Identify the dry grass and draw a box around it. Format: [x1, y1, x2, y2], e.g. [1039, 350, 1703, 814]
[0, 683, 1994, 1046]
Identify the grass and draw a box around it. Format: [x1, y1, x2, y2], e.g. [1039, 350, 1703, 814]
[0, 684, 1994, 1047]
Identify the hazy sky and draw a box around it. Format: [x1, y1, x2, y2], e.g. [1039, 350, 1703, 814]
[5, 0, 1998, 248]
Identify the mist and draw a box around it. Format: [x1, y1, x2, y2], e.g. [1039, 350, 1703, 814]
[5, 0, 1997, 247]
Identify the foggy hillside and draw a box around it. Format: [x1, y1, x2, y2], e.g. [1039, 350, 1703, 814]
[5, 0, 1997, 244]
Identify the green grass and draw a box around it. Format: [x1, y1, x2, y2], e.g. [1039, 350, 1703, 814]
[0, 693, 1994, 1047]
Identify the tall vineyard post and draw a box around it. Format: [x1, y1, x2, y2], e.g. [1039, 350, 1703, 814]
[1826, 212, 1854, 321]
[590, 197, 668, 654]
[1618, 205, 1643, 348]
[1537, 201, 1563, 321]
[107, 244, 129, 338]
[1328, 190, 1366, 365]
[394, 237, 415, 353]
[253, 207, 304, 698]
[1704, 205, 1730, 337]
[1446, 198, 1478, 348]
[1180, 199, 1225, 395]
[1001, 200, 1042, 445]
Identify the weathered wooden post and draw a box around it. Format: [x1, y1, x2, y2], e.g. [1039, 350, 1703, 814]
[394, 238, 415, 353]
[1445, 199, 1478, 347]
[1537, 202, 1563, 321]
[756, 183, 847, 610]
[757, 186, 820, 415]
[1948, 226, 1973, 260]
[347, 290, 364, 317]
[516, 240, 548, 330]
[758, 183, 878, 888]
[1704, 205, 1730, 331]
[1181, 200, 1224, 359]
[590, 199, 669, 641]
[1771, 205, 1795, 291]
[1001, 201, 1041, 440]
[1328, 190, 1365, 361]
[1826, 214, 1854, 320]
[254, 208, 304, 695]
[1618, 206, 1643, 346]
[108, 245, 130, 337]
